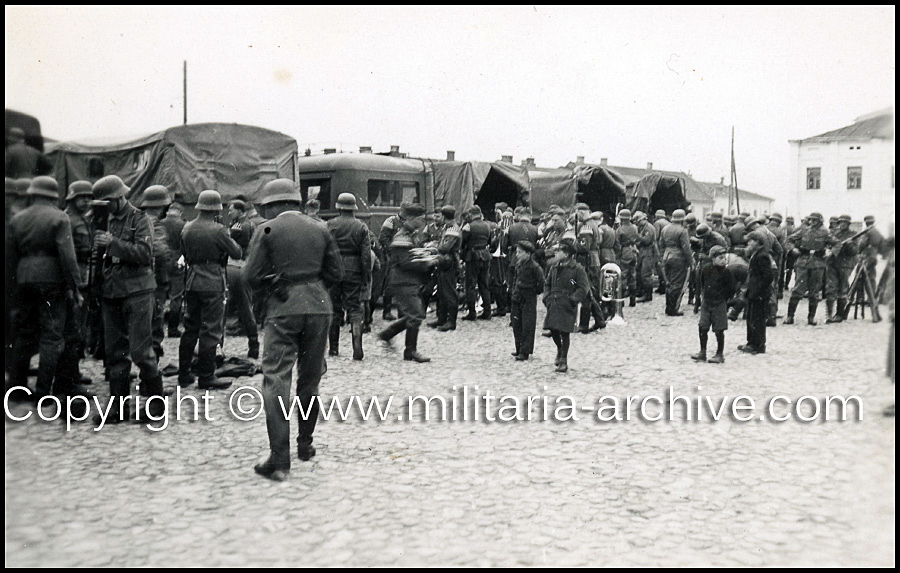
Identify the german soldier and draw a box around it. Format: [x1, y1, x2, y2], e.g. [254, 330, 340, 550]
[7, 176, 83, 401]
[615, 209, 640, 307]
[377, 203, 437, 362]
[90, 175, 165, 423]
[225, 198, 259, 358]
[245, 179, 344, 481]
[430, 205, 462, 332]
[660, 209, 695, 316]
[825, 214, 858, 323]
[653, 209, 669, 294]
[177, 190, 242, 390]
[326, 192, 372, 360]
[633, 211, 658, 302]
[461, 205, 494, 321]
[161, 196, 187, 337]
[784, 212, 836, 325]
[139, 185, 173, 359]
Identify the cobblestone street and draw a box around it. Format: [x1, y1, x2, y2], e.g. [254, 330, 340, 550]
[5, 298, 895, 567]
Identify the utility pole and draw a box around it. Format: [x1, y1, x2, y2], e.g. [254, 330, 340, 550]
[183, 61, 188, 125]
[730, 126, 741, 214]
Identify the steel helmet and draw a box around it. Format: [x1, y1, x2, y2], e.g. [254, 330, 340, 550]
[769, 212, 783, 223]
[141, 185, 172, 208]
[258, 178, 301, 205]
[336, 192, 358, 211]
[684, 213, 697, 225]
[27, 176, 60, 200]
[65, 180, 94, 202]
[195, 190, 224, 212]
[618, 209, 632, 220]
[655, 209, 667, 219]
[671, 209, 686, 222]
[92, 175, 130, 200]
[838, 214, 851, 224]
[632, 210, 646, 223]
[696, 223, 711, 237]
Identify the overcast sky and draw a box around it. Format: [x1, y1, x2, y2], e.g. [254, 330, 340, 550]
[5, 5, 895, 207]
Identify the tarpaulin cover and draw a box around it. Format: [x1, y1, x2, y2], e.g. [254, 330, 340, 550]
[528, 168, 579, 212]
[432, 160, 530, 217]
[572, 164, 626, 216]
[47, 123, 297, 206]
[627, 172, 688, 215]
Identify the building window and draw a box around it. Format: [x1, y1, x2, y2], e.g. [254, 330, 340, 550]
[847, 166, 862, 190]
[367, 180, 420, 207]
[806, 167, 820, 190]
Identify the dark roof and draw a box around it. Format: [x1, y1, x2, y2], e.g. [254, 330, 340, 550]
[604, 164, 714, 203]
[794, 108, 894, 143]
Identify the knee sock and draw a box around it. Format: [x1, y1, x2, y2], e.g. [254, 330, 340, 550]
[715, 331, 724, 355]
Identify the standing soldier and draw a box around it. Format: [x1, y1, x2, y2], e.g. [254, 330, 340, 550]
[177, 190, 243, 390]
[304, 198, 324, 223]
[729, 212, 750, 253]
[709, 212, 732, 251]
[783, 212, 836, 325]
[378, 205, 406, 321]
[594, 211, 618, 322]
[859, 215, 884, 285]
[489, 203, 511, 318]
[162, 197, 187, 338]
[615, 209, 640, 307]
[377, 203, 437, 362]
[326, 193, 371, 361]
[225, 199, 259, 358]
[768, 212, 787, 299]
[633, 211, 658, 303]
[90, 175, 164, 423]
[245, 179, 343, 481]
[660, 209, 695, 316]
[782, 215, 799, 291]
[825, 214, 858, 323]
[429, 205, 462, 332]
[653, 209, 669, 294]
[139, 185, 172, 360]
[56, 181, 95, 390]
[509, 240, 544, 361]
[7, 176, 83, 401]
[461, 205, 494, 321]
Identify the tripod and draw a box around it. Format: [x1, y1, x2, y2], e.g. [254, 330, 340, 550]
[845, 257, 881, 322]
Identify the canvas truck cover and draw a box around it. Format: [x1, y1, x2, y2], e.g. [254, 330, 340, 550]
[626, 172, 689, 216]
[432, 160, 530, 220]
[528, 168, 579, 212]
[47, 123, 298, 207]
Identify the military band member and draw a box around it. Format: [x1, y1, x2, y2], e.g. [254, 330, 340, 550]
[783, 212, 836, 325]
[615, 209, 640, 307]
[633, 211, 658, 302]
[461, 205, 494, 321]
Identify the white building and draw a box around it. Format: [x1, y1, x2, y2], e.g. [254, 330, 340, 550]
[788, 108, 894, 229]
[701, 178, 775, 218]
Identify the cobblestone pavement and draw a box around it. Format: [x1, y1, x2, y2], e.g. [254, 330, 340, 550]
[5, 297, 895, 567]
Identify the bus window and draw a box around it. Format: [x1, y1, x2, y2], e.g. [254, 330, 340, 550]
[301, 178, 331, 208]
[367, 180, 420, 207]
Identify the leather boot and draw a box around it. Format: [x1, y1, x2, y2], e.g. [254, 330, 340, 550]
[297, 397, 319, 461]
[254, 456, 290, 481]
[248, 338, 260, 359]
[783, 298, 799, 325]
[377, 319, 407, 346]
[328, 319, 341, 356]
[825, 300, 836, 323]
[403, 328, 430, 362]
[808, 300, 818, 326]
[351, 320, 364, 361]
[437, 321, 456, 332]
[636, 292, 652, 303]
[178, 344, 196, 386]
[833, 298, 847, 322]
[382, 298, 396, 321]
[629, 295, 636, 307]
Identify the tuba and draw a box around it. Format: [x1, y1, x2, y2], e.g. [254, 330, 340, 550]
[600, 262, 628, 325]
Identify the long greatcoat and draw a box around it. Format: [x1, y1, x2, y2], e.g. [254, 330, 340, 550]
[542, 258, 590, 333]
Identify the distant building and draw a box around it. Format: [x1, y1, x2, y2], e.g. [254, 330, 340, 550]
[701, 178, 775, 218]
[788, 108, 894, 224]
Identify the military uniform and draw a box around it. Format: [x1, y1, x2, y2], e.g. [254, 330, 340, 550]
[784, 214, 836, 325]
[7, 177, 82, 399]
[178, 192, 242, 388]
[461, 209, 494, 320]
[225, 213, 259, 357]
[147, 212, 171, 357]
[326, 195, 372, 360]
[825, 219, 858, 322]
[615, 214, 640, 305]
[378, 213, 404, 319]
[635, 216, 658, 301]
[653, 213, 670, 293]
[246, 180, 344, 479]
[92, 175, 165, 420]
[162, 209, 187, 336]
[433, 209, 462, 331]
[660, 212, 695, 316]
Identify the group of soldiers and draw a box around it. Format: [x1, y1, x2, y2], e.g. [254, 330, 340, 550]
[5, 169, 894, 478]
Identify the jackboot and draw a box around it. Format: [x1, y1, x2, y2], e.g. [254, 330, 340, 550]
[136, 375, 166, 421]
[807, 300, 819, 326]
[629, 295, 636, 307]
[833, 298, 847, 322]
[636, 292, 652, 303]
[403, 328, 430, 362]
[297, 397, 320, 461]
[382, 298, 396, 321]
[178, 344, 196, 387]
[783, 298, 799, 325]
[248, 337, 260, 359]
[437, 321, 456, 332]
[351, 320, 364, 361]
[328, 319, 341, 356]
[377, 318, 407, 346]
[825, 299, 836, 323]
